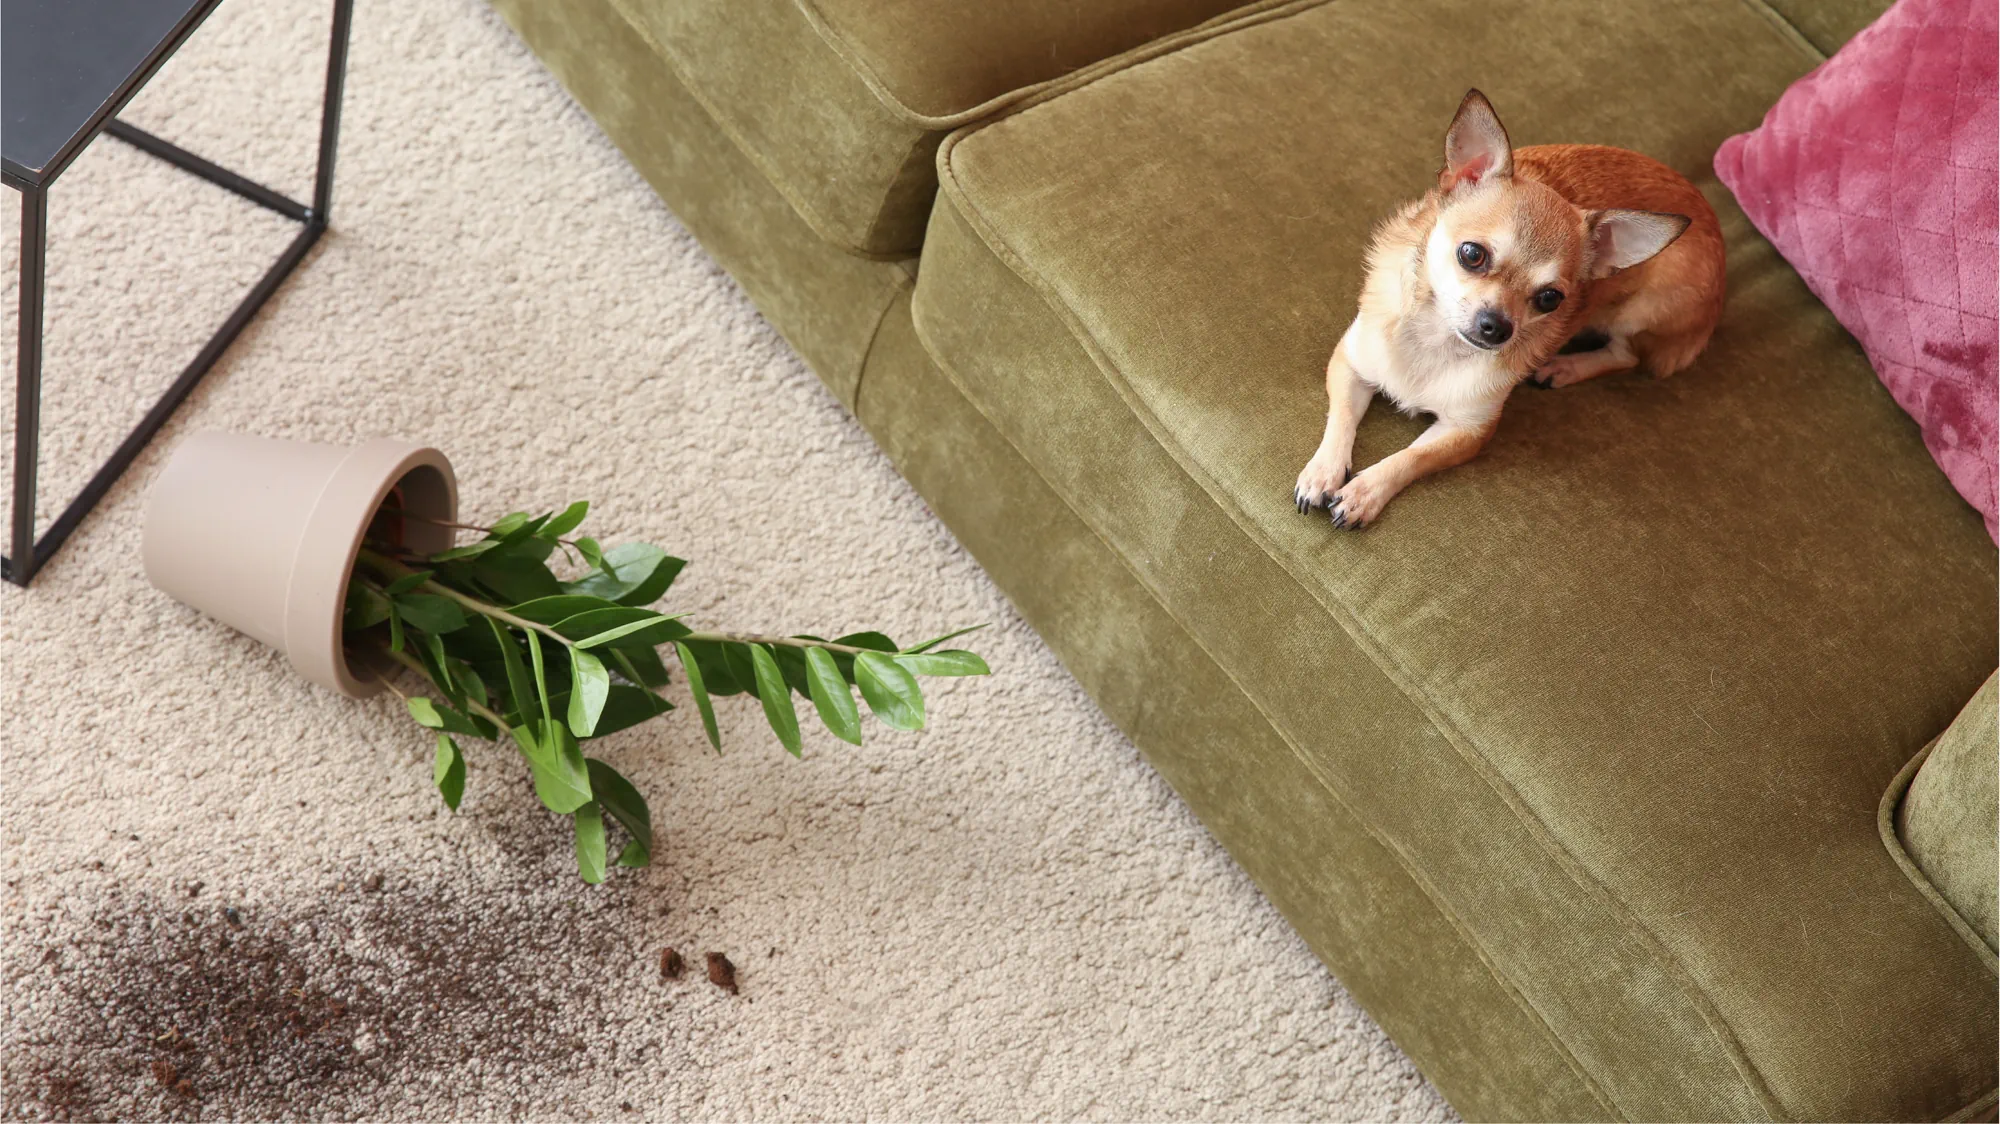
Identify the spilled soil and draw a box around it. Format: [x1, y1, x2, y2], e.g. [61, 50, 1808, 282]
[3, 879, 644, 1120]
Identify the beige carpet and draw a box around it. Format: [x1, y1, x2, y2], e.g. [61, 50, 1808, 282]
[0, 1, 1454, 1118]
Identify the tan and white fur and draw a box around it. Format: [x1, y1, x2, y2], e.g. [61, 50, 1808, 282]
[1293, 89, 1725, 529]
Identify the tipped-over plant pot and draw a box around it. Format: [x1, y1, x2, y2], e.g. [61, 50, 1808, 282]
[144, 432, 456, 697]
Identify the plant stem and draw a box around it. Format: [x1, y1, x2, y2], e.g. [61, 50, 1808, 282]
[378, 507, 492, 535]
[376, 644, 512, 730]
[682, 631, 881, 658]
[378, 507, 589, 551]
[357, 549, 884, 659]
[356, 547, 572, 646]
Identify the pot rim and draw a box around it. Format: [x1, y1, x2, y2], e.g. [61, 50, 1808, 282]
[282, 439, 457, 697]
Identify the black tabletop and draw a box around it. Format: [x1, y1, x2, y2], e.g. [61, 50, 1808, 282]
[2, 0, 224, 186]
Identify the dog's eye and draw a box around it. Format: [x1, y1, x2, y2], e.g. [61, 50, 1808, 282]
[1456, 242, 1489, 271]
[1532, 287, 1564, 313]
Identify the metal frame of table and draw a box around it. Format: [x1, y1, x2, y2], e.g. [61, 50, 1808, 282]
[2, 0, 354, 586]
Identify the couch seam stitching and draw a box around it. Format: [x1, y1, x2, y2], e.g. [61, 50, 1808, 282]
[790, 0, 1323, 129]
[902, 286, 1625, 1124]
[597, 0, 914, 261]
[1877, 738, 2000, 967]
[1730, 0, 1829, 64]
[933, 107, 1791, 1117]
[1944, 1088, 2000, 1123]
[849, 266, 918, 418]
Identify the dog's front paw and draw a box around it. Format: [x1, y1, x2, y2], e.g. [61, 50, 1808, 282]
[1327, 469, 1393, 530]
[1527, 355, 1589, 390]
[1294, 454, 1352, 514]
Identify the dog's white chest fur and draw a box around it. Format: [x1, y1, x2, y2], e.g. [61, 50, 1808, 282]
[1342, 312, 1512, 427]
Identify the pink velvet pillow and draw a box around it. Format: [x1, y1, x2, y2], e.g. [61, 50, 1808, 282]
[1715, 0, 1997, 542]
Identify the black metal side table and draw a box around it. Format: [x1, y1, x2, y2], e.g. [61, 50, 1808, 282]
[1, 0, 354, 586]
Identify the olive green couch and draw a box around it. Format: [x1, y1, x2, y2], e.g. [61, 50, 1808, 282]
[486, 0, 1999, 1118]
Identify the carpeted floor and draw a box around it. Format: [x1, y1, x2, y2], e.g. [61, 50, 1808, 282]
[0, 2, 1454, 1118]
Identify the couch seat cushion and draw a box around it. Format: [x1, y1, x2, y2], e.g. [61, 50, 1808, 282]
[911, 0, 1999, 1118]
[607, 0, 1277, 257]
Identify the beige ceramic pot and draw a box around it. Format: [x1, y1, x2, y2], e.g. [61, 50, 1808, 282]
[144, 432, 457, 697]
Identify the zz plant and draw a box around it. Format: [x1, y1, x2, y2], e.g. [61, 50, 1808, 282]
[344, 500, 989, 883]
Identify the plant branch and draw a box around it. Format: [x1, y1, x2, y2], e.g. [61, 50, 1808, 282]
[376, 643, 512, 730]
[378, 507, 590, 552]
[378, 507, 492, 535]
[681, 631, 882, 658]
[356, 547, 572, 646]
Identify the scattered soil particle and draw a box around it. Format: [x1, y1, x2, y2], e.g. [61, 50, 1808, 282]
[222, 906, 243, 929]
[39, 1073, 87, 1117]
[659, 948, 684, 980]
[364, 874, 385, 893]
[149, 1060, 194, 1096]
[621, 1101, 635, 1113]
[705, 953, 737, 995]
[185, 881, 203, 898]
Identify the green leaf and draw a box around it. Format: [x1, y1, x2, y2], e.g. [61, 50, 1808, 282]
[771, 643, 812, 697]
[610, 646, 671, 690]
[893, 650, 991, 677]
[564, 543, 684, 606]
[517, 719, 592, 814]
[674, 641, 722, 752]
[387, 605, 406, 654]
[526, 629, 553, 728]
[433, 733, 465, 811]
[428, 540, 499, 563]
[901, 624, 989, 654]
[586, 758, 653, 867]
[490, 511, 532, 537]
[749, 644, 802, 756]
[541, 500, 589, 539]
[468, 553, 564, 603]
[574, 684, 673, 740]
[393, 593, 468, 634]
[679, 640, 745, 696]
[506, 594, 625, 625]
[489, 617, 534, 721]
[406, 696, 486, 737]
[615, 841, 648, 868]
[575, 537, 608, 576]
[343, 582, 391, 630]
[804, 647, 861, 745]
[827, 630, 898, 682]
[382, 570, 434, 597]
[567, 648, 610, 737]
[722, 643, 760, 699]
[855, 651, 925, 731]
[832, 631, 899, 652]
[415, 631, 466, 711]
[557, 608, 690, 650]
[407, 696, 446, 728]
[453, 661, 489, 708]
[572, 801, 607, 884]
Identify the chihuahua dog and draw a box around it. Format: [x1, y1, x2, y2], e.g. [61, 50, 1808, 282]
[1293, 89, 1724, 528]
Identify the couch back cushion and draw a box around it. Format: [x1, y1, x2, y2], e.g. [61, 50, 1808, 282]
[609, 0, 1273, 257]
[1715, 0, 1998, 540]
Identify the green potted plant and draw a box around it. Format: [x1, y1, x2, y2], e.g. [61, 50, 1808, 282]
[145, 432, 989, 882]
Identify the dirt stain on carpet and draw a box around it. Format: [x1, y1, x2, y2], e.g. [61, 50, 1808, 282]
[4, 879, 642, 1120]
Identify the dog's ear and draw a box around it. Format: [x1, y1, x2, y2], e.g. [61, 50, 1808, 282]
[1441, 89, 1512, 190]
[1585, 210, 1691, 278]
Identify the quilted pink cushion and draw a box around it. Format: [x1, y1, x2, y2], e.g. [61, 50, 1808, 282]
[1716, 0, 1998, 542]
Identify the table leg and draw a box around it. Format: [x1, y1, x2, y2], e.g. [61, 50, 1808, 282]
[9, 185, 47, 585]
[313, 0, 356, 224]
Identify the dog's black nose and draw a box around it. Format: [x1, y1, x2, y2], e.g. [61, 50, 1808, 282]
[1474, 308, 1513, 346]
